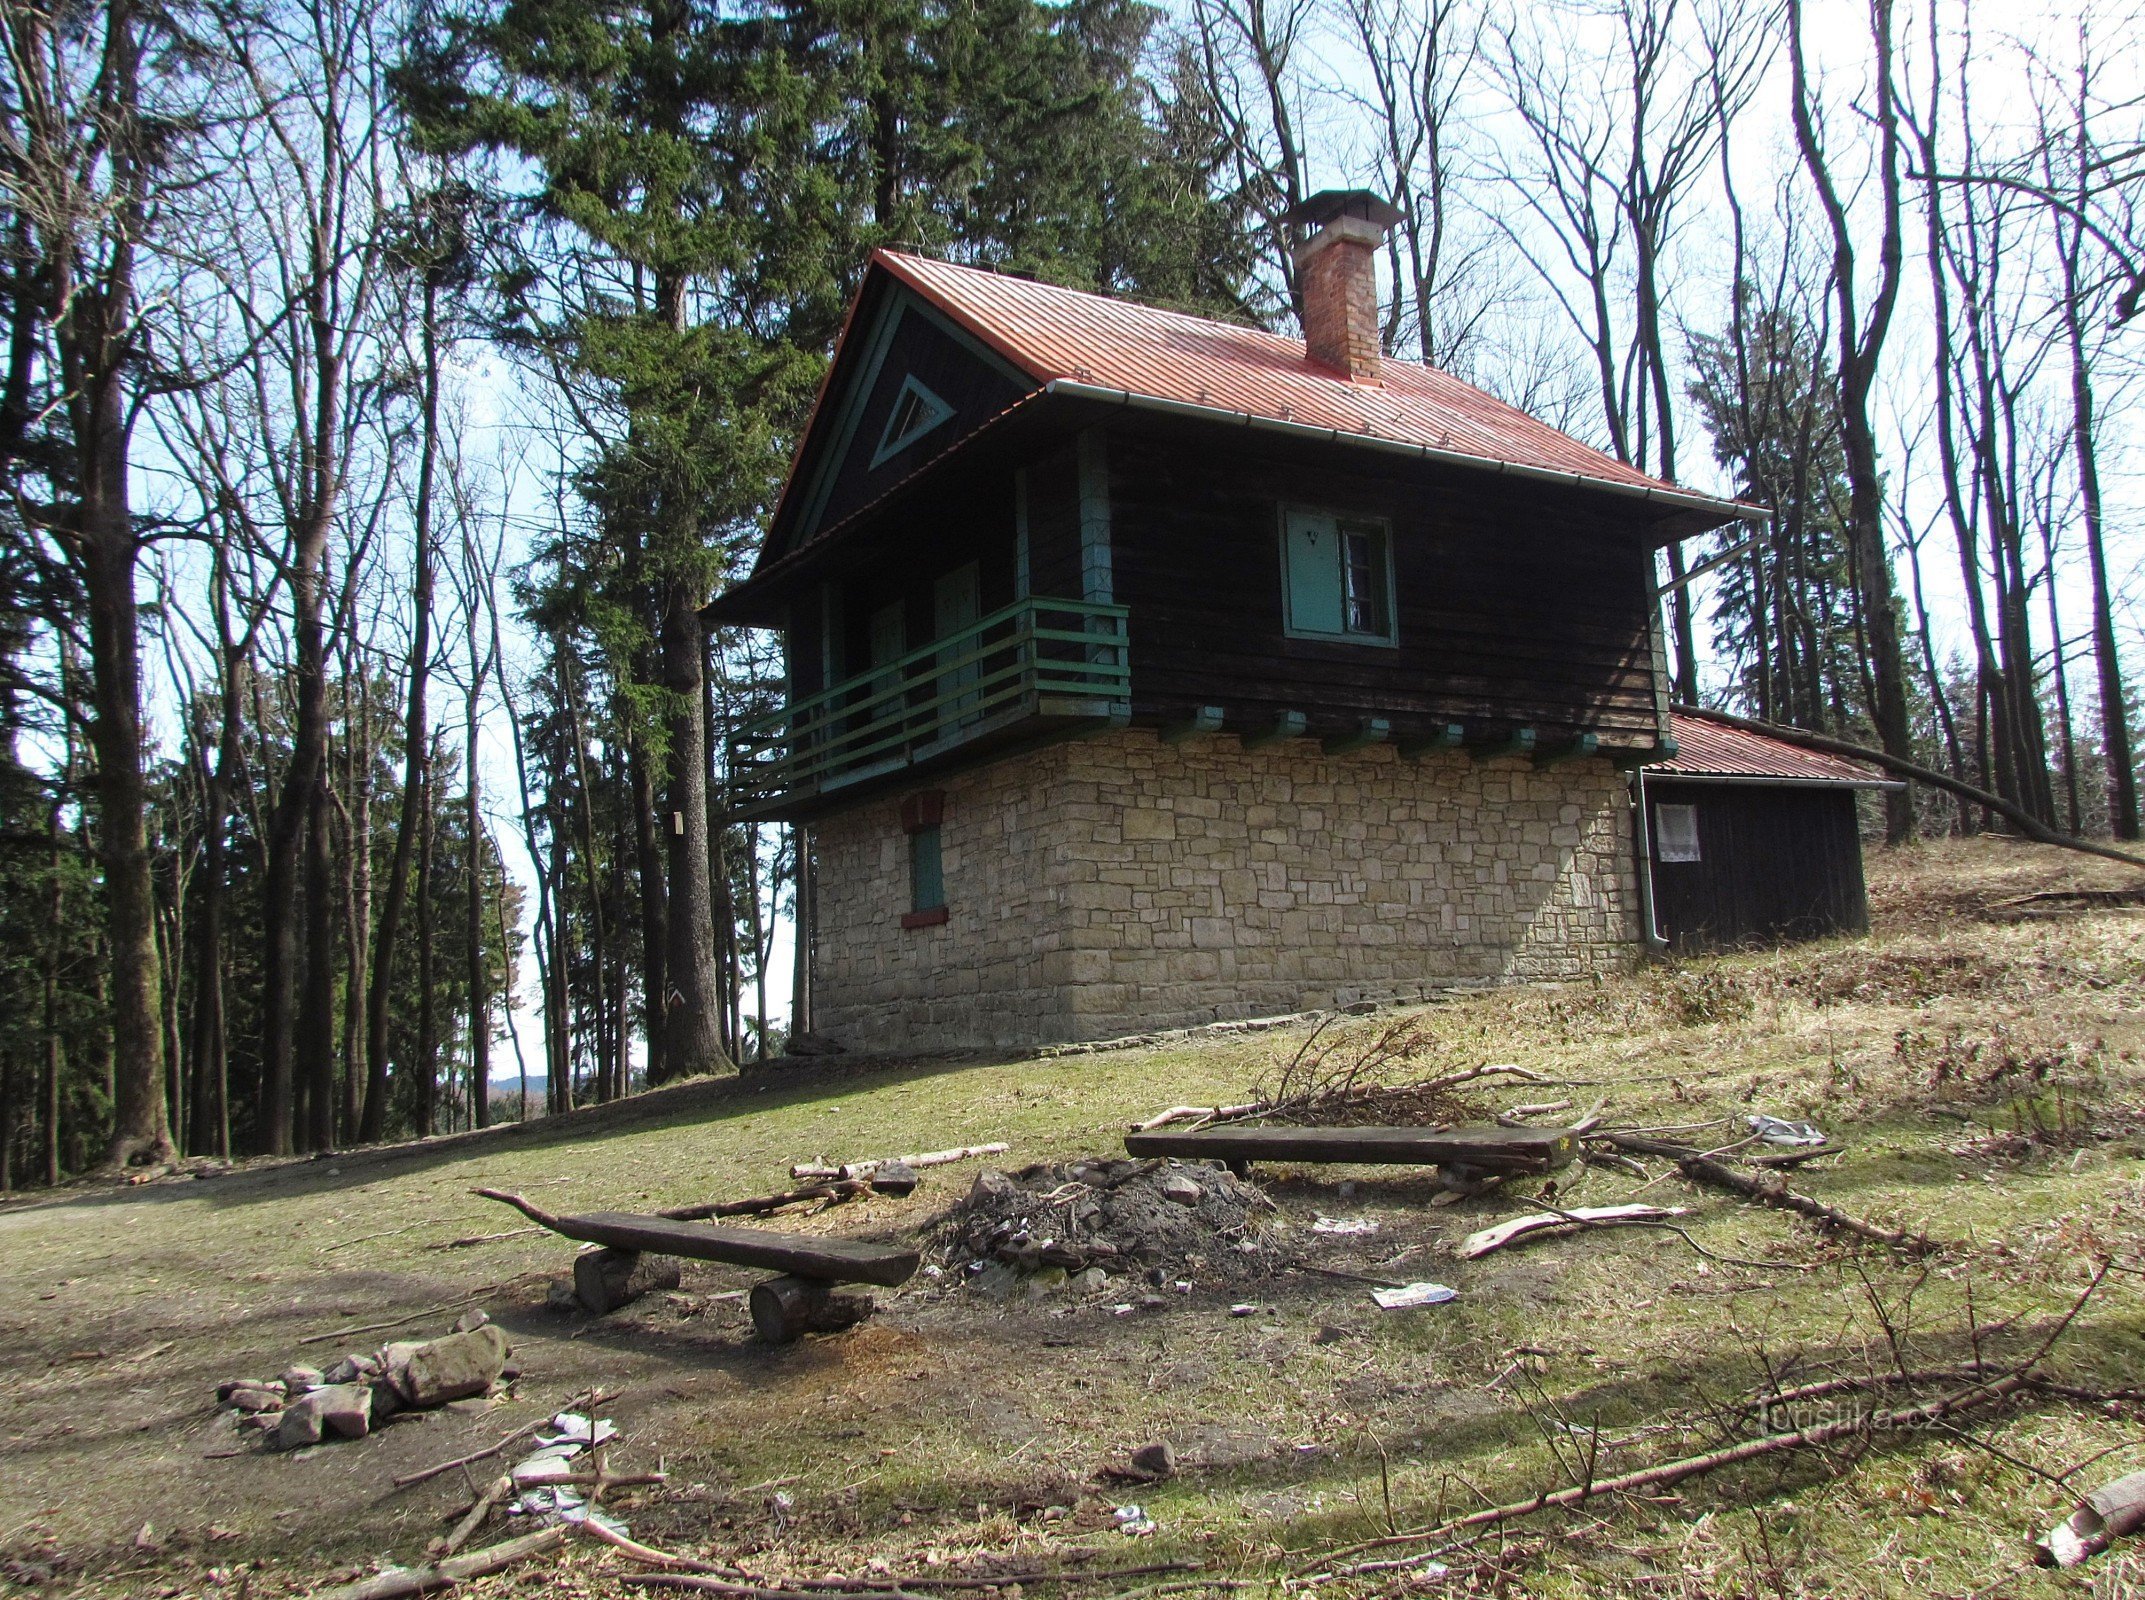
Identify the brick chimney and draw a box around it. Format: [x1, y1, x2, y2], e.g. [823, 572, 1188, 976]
[1287, 190, 1403, 383]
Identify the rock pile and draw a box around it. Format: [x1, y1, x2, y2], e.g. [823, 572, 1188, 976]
[939, 1158, 1282, 1292]
[214, 1312, 514, 1450]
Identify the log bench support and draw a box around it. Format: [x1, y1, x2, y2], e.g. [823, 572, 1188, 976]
[749, 1276, 878, 1343]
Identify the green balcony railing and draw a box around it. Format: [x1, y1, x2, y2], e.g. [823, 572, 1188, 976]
[727, 596, 1130, 816]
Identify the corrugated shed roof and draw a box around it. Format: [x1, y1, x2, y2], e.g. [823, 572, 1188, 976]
[878, 251, 1740, 510]
[1655, 713, 1891, 785]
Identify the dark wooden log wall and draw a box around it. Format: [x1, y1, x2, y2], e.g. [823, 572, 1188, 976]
[803, 297, 1028, 543]
[1646, 781, 1870, 953]
[1104, 426, 1667, 746]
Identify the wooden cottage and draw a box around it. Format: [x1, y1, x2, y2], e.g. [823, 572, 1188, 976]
[707, 191, 1757, 1051]
[1639, 712, 1896, 954]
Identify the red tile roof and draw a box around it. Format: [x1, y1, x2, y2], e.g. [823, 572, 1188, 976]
[1654, 713, 1893, 786]
[879, 250, 1748, 518]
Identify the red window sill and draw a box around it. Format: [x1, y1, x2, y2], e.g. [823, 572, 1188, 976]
[900, 906, 949, 930]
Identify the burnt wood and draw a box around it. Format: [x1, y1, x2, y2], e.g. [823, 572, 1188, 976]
[474, 1189, 920, 1286]
[1122, 1123, 1577, 1173]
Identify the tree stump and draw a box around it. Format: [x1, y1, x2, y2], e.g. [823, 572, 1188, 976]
[573, 1247, 682, 1315]
[749, 1275, 876, 1343]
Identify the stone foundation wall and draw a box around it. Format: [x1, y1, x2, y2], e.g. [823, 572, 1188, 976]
[809, 730, 1639, 1053]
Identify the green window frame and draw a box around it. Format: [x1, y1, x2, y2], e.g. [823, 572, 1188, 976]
[909, 823, 944, 913]
[1279, 505, 1398, 646]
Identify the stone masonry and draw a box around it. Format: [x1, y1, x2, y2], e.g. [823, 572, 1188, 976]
[809, 729, 1640, 1053]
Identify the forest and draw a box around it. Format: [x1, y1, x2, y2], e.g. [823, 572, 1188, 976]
[0, 0, 2137, 1182]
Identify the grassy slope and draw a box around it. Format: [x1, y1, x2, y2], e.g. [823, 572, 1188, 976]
[1, 838, 2141, 1598]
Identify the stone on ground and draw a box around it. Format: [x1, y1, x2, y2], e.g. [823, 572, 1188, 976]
[388, 1323, 510, 1407]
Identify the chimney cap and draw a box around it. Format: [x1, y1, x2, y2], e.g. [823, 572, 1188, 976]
[1284, 189, 1404, 236]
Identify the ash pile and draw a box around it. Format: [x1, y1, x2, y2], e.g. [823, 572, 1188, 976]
[939, 1158, 1282, 1293]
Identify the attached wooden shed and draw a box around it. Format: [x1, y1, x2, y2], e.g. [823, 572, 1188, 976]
[1638, 712, 1900, 954]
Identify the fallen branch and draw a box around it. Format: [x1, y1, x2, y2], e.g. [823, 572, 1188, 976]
[392, 1389, 614, 1489]
[575, 1518, 724, 1571]
[1496, 1099, 1574, 1127]
[1132, 1104, 1261, 1132]
[661, 1181, 871, 1220]
[638, 1565, 1210, 1598]
[622, 1579, 920, 1600]
[789, 1143, 1008, 1182]
[298, 1288, 501, 1346]
[815, 1564, 1208, 1591]
[427, 1227, 542, 1250]
[1594, 1132, 1941, 1255]
[313, 1526, 568, 1600]
[1459, 1204, 1688, 1259]
[431, 1474, 511, 1559]
[1304, 1264, 2114, 1577]
[1301, 1369, 2032, 1573]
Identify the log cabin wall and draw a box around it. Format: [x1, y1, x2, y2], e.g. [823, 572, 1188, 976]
[1104, 426, 1667, 748]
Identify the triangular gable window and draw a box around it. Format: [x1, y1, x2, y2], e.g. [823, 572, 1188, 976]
[870, 375, 955, 468]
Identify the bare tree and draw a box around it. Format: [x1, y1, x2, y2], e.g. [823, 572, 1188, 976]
[1341, 0, 1489, 369]
[1187, 0, 1317, 315]
[2039, 22, 2138, 839]
[0, 0, 218, 1164]
[1787, 0, 1917, 842]
[1489, 0, 1767, 701]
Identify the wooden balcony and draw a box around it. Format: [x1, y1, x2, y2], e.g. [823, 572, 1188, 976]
[727, 596, 1130, 819]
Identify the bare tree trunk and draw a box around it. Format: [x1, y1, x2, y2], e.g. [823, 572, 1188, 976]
[2051, 107, 2138, 836]
[660, 580, 727, 1080]
[465, 640, 489, 1128]
[42, 801, 66, 1184]
[340, 668, 370, 1141]
[1789, 0, 1915, 843]
[301, 776, 338, 1152]
[628, 738, 667, 1082]
[79, 349, 172, 1168]
[363, 275, 441, 1143]
[416, 732, 439, 1138]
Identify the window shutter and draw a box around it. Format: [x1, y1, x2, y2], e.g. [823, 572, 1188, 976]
[1283, 509, 1345, 635]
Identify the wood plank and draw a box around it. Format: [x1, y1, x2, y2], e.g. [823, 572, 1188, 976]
[474, 1190, 920, 1286]
[1122, 1123, 1577, 1172]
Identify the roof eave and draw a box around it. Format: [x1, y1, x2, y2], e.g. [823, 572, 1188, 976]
[1043, 378, 1763, 540]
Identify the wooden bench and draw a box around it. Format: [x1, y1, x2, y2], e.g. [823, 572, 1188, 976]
[1122, 1123, 1576, 1177]
[477, 1189, 918, 1343]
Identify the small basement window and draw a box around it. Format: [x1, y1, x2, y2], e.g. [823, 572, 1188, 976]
[1654, 803, 1701, 863]
[871, 375, 955, 468]
[1280, 506, 1396, 644]
[899, 789, 948, 928]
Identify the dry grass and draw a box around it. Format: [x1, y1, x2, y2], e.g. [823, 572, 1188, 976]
[2, 839, 2143, 1599]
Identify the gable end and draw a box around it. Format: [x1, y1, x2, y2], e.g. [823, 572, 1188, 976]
[788, 285, 1034, 549]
